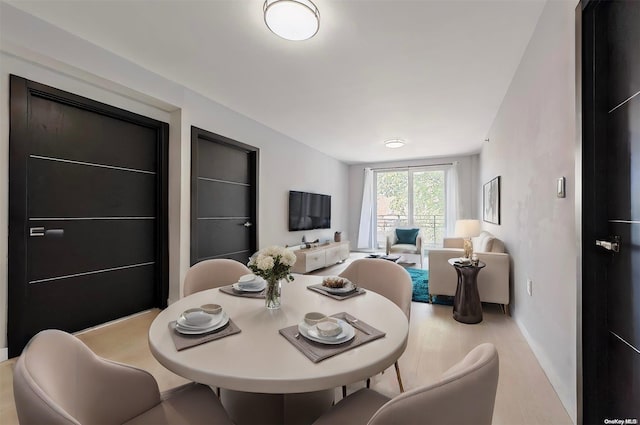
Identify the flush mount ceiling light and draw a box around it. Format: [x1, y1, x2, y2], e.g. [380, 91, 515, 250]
[384, 139, 406, 149]
[264, 0, 320, 41]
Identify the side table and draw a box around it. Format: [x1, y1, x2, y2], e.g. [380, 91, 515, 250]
[447, 259, 486, 324]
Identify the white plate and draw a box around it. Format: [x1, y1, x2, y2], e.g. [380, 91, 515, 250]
[176, 312, 230, 335]
[321, 281, 357, 294]
[298, 319, 355, 345]
[177, 312, 224, 330]
[233, 282, 266, 292]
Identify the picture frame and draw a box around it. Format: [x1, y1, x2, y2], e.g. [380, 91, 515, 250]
[483, 176, 501, 224]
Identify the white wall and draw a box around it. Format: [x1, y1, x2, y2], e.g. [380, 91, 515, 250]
[479, 0, 577, 422]
[0, 4, 348, 355]
[347, 155, 480, 247]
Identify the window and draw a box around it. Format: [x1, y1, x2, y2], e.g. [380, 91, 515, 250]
[375, 168, 446, 249]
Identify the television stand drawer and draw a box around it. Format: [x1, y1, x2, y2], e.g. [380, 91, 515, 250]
[292, 241, 350, 273]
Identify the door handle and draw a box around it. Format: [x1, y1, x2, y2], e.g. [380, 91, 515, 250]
[29, 227, 64, 237]
[30, 227, 45, 237]
[596, 236, 620, 252]
[45, 229, 64, 237]
[243, 222, 253, 228]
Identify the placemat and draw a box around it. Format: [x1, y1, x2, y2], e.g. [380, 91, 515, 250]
[279, 312, 385, 363]
[168, 319, 241, 351]
[307, 284, 366, 300]
[219, 285, 266, 299]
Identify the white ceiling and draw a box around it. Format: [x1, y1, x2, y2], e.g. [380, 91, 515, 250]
[7, 0, 546, 164]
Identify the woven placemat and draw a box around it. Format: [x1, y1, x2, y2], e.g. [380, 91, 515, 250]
[219, 285, 266, 299]
[307, 284, 366, 300]
[168, 319, 241, 351]
[279, 312, 385, 363]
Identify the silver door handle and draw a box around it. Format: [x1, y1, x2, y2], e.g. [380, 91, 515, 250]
[243, 222, 253, 228]
[30, 227, 45, 237]
[30, 227, 64, 237]
[596, 236, 620, 252]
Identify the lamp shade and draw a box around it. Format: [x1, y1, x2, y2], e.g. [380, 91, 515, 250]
[455, 219, 481, 238]
[264, 0, 320, 41]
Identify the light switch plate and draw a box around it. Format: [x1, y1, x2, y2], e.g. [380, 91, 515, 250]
[557, 177, 566, 198]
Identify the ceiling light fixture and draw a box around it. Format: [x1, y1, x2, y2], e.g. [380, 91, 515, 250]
[264, 0, 320, 41]
[384, 139, 406, 149]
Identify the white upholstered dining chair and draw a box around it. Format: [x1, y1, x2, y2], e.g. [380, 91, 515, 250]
[183, 258, 251, 297]
[339, 258, 413, 393]
[13, 329, 234, 425]
[312, 343, 499, 425]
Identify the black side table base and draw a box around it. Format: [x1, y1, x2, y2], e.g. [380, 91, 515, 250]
[449, 259, 486, 325]
[453, 312, 482, 324]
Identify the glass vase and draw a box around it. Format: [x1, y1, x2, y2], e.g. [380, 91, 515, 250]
[265, 278, 282, 310]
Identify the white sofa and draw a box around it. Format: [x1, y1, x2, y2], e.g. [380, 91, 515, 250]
[428, 231, 510, 313]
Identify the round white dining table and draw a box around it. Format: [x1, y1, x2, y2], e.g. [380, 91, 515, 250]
[148, 274, 409, 424]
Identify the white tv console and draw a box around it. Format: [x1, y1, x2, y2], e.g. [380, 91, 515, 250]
[292, 240, 350, 274]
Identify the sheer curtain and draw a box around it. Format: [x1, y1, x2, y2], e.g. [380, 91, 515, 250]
[445, 161, 460, 237]
[357, 168, 374, 249]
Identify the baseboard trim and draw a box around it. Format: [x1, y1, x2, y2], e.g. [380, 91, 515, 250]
[0, 347, 8, 362]
[74, 309, 157, 336]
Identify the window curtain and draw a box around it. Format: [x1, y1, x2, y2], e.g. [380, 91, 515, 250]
[357, 168, 375, 249]
[445, 161, 460, 237]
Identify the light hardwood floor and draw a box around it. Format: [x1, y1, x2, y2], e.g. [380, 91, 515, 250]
[0, 254, 573, 425]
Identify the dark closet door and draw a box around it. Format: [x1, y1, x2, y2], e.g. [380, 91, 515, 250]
[191, 127, 258, 265]
[582, 0, 639, 421]
[8, 76, 168, 357]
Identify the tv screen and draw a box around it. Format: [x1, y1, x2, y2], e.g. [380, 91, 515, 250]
[288, 191, 331, 231]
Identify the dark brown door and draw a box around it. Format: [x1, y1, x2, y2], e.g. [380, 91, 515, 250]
[582, 0, 639, 421]
[190, 126, 258, 265]
[8, 76, 169, 357]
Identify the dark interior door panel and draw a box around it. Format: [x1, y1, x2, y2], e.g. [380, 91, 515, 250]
[28, 95, 158, 172]
[196, 140, 250, 184]
[196, 219, 251, 261]
[27, 219, 156, 282]
[18, 265, 156, 352]
[27, 158, 156, 218]
[197, 180, 250, 218]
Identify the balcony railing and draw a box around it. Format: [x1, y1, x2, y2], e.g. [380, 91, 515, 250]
[376, 214, 446, 248]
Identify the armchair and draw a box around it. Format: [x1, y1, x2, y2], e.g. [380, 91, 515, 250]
[386, 227, 423, 267]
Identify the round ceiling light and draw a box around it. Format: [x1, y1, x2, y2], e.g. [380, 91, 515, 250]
[384, 139, 406, 149]
[264, 0, 320, 41]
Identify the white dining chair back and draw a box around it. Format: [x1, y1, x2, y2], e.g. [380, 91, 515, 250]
[339, 258, 413, 392]
[183, 258, 251, 297]
[312, 343, 500, 425]
[13, 329, 234, 425]
[339, 258, 412, 320]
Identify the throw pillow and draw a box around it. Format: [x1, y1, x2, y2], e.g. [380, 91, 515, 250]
[479, 237, 495, 252]
[395, 228, 419, 245]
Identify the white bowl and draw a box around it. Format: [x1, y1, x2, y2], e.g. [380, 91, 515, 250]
[180, 308, 213, 327]
[316, 320, 341, 337]
[200, 303, 222, 315]
[239, 274, 258, 283]
[304, 312, 327, 326]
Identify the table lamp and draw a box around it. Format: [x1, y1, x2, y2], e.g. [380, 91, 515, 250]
[455, 219, 481, 259]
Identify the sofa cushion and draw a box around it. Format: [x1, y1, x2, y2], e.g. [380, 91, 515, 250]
[395, 228, 419, 245]
[472, 231, 495, 253]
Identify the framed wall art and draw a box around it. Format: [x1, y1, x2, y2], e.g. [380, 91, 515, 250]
[483, 176, 501, 224]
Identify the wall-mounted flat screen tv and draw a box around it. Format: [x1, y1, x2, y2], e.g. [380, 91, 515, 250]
[288, 190, 331, 231]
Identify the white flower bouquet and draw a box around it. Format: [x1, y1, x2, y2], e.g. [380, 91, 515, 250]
[248, 246, 296, 309]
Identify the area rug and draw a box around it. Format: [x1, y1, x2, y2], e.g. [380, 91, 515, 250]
[406, 268, 453, 305]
